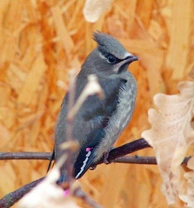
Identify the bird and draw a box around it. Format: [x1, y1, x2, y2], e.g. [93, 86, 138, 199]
[54, 31, 138, 181]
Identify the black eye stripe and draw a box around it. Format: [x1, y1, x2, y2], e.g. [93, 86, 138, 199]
[100, 51, 121, 64]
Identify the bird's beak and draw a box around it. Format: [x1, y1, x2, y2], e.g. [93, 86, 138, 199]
[116, 55, 138, 73]
[124, 55, 138, 64]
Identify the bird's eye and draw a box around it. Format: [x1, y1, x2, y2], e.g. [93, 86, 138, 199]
[106, 54, 118, 64]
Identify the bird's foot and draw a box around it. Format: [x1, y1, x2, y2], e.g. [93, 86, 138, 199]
[103, 147, 115, 164]
[103, 152, 110, 164]
[90, 165, 96, 170]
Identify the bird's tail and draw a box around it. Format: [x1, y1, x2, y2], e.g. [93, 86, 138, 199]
[74, 147, 97, 179]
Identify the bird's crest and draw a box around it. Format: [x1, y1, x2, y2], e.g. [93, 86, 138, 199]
[93, 31, 129, 59]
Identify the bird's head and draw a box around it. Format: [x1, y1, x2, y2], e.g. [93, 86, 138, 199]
[81, 31, 138, 77]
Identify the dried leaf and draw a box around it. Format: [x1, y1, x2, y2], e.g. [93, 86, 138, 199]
[142, 81, 194, 204]
[83, 0, 113, 23]
[187, 157, 194, 170]
[179, 157, 194, 207]
[17, 165, 80, 208]
[179, 172, 194, 208]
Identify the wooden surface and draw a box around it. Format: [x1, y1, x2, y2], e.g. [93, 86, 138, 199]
[0, 0, 193, 207]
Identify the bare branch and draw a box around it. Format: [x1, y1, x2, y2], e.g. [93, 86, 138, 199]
[114, 155, 157, 164]
[0, 152, 51, 160]
[0, 138, 191, 207]
[73, 186, 102, 208]
[0, 138, 150, 161]
[0, 177, 44, 208]
[108, 138, 151, 161]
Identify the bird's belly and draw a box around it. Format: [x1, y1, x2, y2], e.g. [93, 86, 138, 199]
[94, 81, 136, 160]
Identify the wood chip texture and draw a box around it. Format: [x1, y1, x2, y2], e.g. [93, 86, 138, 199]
[0, 0, 193, 207]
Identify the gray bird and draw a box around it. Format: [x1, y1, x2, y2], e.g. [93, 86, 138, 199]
[54, 31, 138, 181]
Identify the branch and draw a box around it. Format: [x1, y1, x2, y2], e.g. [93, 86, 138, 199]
[73, 186, 103, 208]
[114, 155, 157, 164]
[0, 152, 51, 160]
[108, 138, 151, 161]
[0, 138, 150, 161]
[0, 138, 191, 207]
[91, 138, 151, 166]
[0, 138, 151, 207]
[0, 177, 44, 208]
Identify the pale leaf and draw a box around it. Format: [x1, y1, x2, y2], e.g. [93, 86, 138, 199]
[179, 157, 194, 207]
[179, 172, 194, 208]
[142, 81, 194, 204]
[83, 0, 113, 23]
[187, 156, 194, 170]
[17, 165, 80, 208]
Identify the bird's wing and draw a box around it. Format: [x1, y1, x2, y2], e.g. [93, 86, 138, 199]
[73, 78, 127, 178]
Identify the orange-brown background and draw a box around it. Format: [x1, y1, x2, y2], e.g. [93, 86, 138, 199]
[0, 0, 193, 207]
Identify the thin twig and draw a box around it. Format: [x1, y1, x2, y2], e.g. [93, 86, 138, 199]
[0, 138, 150, 161]
[114, 155, 157, 164]
[73, 186, 103, 208]
[0, 138, 192, 207]
[92, 138, 151, 165]
[0, 152, 51, 160]
[0, 177, 44, 208]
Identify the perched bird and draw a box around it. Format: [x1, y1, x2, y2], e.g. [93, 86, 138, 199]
[54, 31, 138, 181]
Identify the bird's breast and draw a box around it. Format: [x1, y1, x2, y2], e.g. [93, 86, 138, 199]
[94, 77, 137, 160]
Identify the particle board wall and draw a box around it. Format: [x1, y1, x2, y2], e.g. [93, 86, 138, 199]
[0, 0, 193, 207]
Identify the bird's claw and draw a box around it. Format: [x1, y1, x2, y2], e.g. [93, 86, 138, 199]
[103, 152, 110, 164]
[90, 165, 96, 170]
